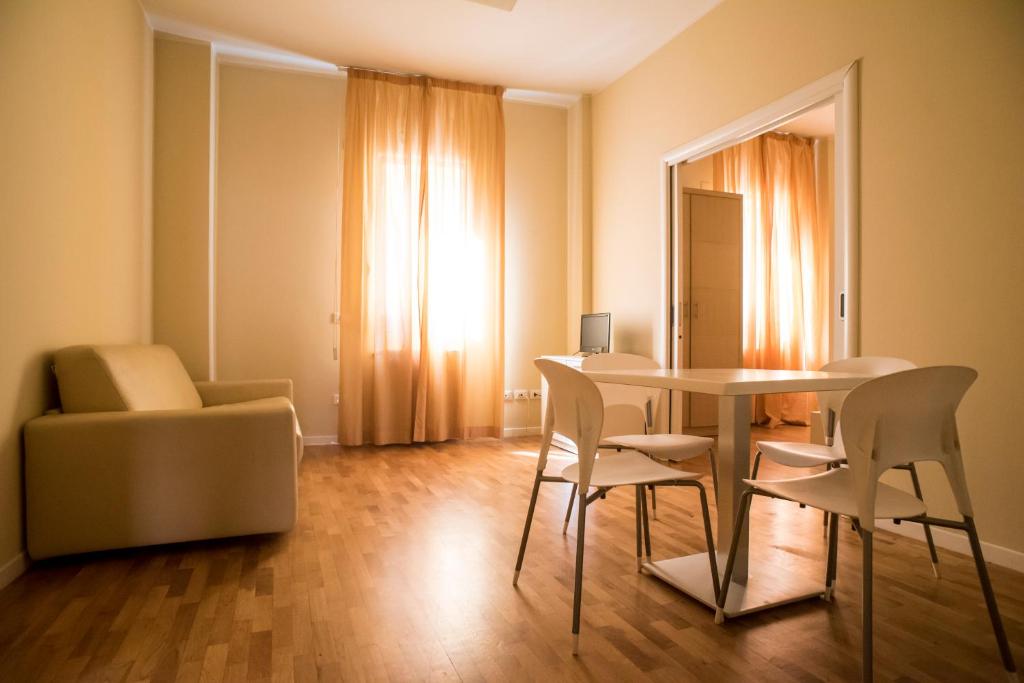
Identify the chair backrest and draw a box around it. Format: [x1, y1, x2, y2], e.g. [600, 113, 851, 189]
[54, 344, 202, 413]
[838, 366, 976, 530]
[817, 356, 916, 442]
[581, 353, 660, 432]
[535, 358, 604, 488]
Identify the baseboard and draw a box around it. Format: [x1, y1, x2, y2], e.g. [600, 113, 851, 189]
[303, 435, 338, 446]
[876, 519, 1024, 573]
[503, 426, 541, 438]
[306, 430, 544, 443]
[0, 551, 29, 591]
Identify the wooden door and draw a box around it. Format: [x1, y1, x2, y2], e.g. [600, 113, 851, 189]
[672, 187, 743, 430]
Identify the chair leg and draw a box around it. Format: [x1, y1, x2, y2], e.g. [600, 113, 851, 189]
[649, 484, 658, 520]
[715, 488, 755, 624]
[750, 451, 761, 479]
[562, 483, 578, 535]
[695, 483, 721, 600]
[824, 511, 839, 601]
[965, 516, 1017, 676]
[513, 472, 543, 586]
[906, 463, 940, 577]
[640, 483, 652, 562]
[635, 485, 643, 571]
[571, 491, 587, 655]
[822, 464, 832, 535]
[860, 527, 873, 683]
[708, 449, 720, 505]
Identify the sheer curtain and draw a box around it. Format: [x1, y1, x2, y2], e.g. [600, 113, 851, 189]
[339, 69, 505, 445]
[713, 133, 830, 425]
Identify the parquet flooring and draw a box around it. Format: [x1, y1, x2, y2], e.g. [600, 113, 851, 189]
[0, 428, 1021, 681]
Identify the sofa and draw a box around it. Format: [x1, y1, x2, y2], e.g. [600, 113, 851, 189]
[24, 344, 302, 560]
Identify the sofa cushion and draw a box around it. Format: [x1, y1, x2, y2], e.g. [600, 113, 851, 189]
[54, 345, 202, 413]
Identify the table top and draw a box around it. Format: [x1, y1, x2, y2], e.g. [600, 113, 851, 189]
[581, 367, 871, 396]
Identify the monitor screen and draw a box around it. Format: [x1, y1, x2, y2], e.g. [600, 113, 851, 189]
[580, 313, 611, 353]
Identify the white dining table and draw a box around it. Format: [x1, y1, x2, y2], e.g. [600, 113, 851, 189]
[582, 367, 871, 617]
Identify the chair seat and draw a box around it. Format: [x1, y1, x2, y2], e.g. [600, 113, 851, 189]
[756, 440, 843, 468]
[748, 468, 927, 520]
[541, 453, 577, 479]
[603, 433, 713, 461]
[561, 451, 701, 488]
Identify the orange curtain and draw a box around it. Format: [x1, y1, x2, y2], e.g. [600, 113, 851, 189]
[714, 133, 830, 425]
[339, 69, 505, 445]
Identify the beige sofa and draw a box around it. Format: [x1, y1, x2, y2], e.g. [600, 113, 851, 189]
[25, 345, 303, 560]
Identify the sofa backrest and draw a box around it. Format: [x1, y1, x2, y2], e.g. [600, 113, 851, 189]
[54, 345, 202, 413]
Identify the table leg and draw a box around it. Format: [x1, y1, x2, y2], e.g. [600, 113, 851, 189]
[641, 390, 826, 617]
[716, 394, 751, 582]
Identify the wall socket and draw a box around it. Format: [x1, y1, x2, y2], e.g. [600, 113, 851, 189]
[332, 393, 339, 405]
[504, 389, 541, 401]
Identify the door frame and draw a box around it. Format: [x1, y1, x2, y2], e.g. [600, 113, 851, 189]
[657, 61, 861, 373]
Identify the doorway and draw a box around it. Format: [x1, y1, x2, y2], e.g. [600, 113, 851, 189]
[658, 62, 859, 433]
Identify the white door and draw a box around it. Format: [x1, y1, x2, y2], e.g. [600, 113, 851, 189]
[671, 187, 743, 430]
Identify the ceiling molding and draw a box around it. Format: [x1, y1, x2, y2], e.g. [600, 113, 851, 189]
[504, 89, 580, 108]
[216, 46, 341, 76]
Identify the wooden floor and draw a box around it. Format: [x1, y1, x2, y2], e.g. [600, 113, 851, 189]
[1, 428, 1021, 682]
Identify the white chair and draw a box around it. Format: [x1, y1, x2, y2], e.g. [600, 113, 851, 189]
[752, 356, 942, 576]
[559, 353, 716, 529]
[513, 359, 719, 654]
[715, 367, 1016, 682]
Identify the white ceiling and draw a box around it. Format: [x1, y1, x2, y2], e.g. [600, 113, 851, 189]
[141, 0, 722, 93]
[774, 103, 836, 138]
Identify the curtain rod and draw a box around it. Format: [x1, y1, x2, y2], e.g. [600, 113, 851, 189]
[339, 65, 431, 79]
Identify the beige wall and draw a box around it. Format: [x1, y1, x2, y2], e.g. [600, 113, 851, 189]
[0, 0, 152, 571]
[504, 101, 569, 432]
[216, 65, 344, 438]
[591, 0, 1024, 551]
[677, 155, 713, 191]
[153, 36, 212, 379]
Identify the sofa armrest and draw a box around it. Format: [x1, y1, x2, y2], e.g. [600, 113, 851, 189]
[193, 379, 293, 406]
[24, 398, 298, 559]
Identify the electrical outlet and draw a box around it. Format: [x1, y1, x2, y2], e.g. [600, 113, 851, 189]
[332, 393, 339, 405]
[529, 389, 542, 399]
[514, 389, 529, 400]
[503, 390, 513, 400]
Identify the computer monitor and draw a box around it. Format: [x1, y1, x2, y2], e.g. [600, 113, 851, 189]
[579, 313, 611, 353]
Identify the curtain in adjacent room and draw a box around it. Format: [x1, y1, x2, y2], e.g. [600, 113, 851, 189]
[339, 68, 505, 445]
[714, 133, 830, 426]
